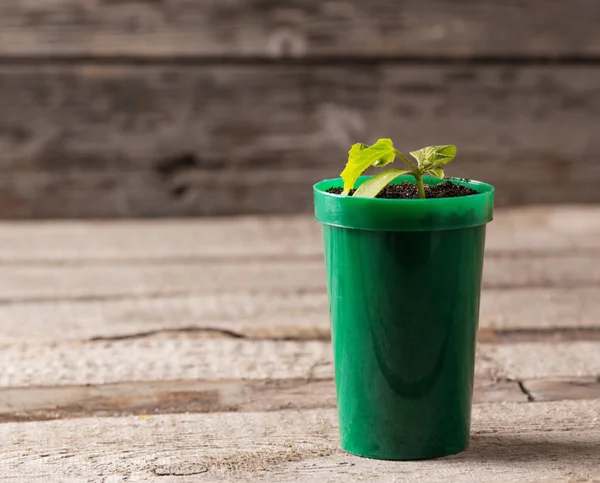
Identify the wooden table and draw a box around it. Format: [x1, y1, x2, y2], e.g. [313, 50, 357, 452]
[1, 206, 600, 482]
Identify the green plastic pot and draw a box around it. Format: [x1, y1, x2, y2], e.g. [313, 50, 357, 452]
[314, 175, 494, 460]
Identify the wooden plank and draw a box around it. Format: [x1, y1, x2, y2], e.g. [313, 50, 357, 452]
[0, 1, 597, 58]
[0, 255, 597, 305]
[3, 336, 600, 389]
[1, 65, 600, 216]
[0, 379, 338, 422]
[486, 206, 600, 253]
[478, 327, 600, 344]
[0, 338, 336, 388]
[0, 378, 527, 423]
[523, 377, 600, 403]
[1, 402, 599, 481]
[479, 287, 600, 331]
[0, 261, 326, 303]
[0, 336, 501, 388]
[0, 291, 332, 344]
[482, 255, 600, 289]
[0, 207, 597, 263]
[0, 217, 324, 263]
[0, 379, 339, 423]
[0, 287, 599, 345]
[484, 342, 600, 380]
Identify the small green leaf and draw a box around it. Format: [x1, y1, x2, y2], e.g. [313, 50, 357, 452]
[427, 168, 444, 179]
[353, 168, 412, 198]
[372, 150, 395, 167]
[410, 145, 457, 168]
[340, 139, 397, 194]
[352, 143, 368, 154]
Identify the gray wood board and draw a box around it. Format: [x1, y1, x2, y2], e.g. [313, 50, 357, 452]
[0, 1, 598, 58]
[2, 376, 599, 424]
[0, 255, 594, 302]
[0, 207, 596, 263]
[1, 402, 599, 482]
[0, 65, 599, 216]
[0, 337, 494, 388]
[1, 287, 599, 345]
[0, 209, 596, 344]
[2, 336, 599, 388]
[0, 378, 529, 423]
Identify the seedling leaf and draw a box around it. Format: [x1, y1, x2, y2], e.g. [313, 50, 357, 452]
[353, 168, 411, 198]
[336, 141, 457, 199]
[427, 168, 444, 179]
[410, 145, 456, 167]
[340, 139, 396, 194]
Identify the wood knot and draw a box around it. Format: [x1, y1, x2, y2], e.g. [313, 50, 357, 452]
[267, 28, 307, 58]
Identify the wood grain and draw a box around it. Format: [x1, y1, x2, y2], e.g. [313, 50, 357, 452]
[480, 288, 600, 331]
[0, 212, 596, 482]
[3, 336, 600, 389]
[1, 65, 600, 216]
[0, 287, 599, 345]
[523, 377, 600, 402]
[0, 255, 596, 304]
[0, 378, 528, 423]
[0, 217, 324, 263]
[0, 207, 596, 263]
[0, 1, 597, 59]
[0, 336, 505, 388]
[1, 402, 599, 481]
[0, 338, 337, 388]
[0, 207, 595, 344]
[485, 342, 600, 380]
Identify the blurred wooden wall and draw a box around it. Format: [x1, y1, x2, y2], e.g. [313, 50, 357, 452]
[0, 1, 598, 217]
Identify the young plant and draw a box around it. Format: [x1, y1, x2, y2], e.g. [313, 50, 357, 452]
[340, 139, 457, 199]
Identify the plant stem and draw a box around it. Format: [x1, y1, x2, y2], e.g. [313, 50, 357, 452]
[414, 173, 426, 199]
[394, 150, 417, 171]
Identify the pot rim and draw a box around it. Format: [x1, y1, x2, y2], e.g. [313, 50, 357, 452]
[314, 175, 494, 232]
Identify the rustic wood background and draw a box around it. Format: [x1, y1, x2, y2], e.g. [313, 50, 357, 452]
[2, 207, 600, 480]
[1, 1, 599, 218]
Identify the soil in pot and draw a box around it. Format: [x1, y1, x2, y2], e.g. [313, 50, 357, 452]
[326, 180, 477, 199]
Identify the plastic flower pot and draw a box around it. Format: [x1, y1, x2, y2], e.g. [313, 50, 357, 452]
[313, 175, 494, 461]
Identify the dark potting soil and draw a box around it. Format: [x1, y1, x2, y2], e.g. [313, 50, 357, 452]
[326, 181, 478, 199]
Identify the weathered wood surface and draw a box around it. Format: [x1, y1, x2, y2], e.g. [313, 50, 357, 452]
[0, 209, 599, 481]
[1, 402, 599, 482]
[2, 335, 600, 388]
[2, 287, 599, 344]
[1, 65, 600, 216]
[0, 378, 530, 424]
[0, 208, 597, 344]
[0, 336, 490, 388]
[484, 342, 600, 380]
[1, 374, 597, 424]
[0, 338, 334, 387]
[525, 377, 600, 403]
[2, 335, 600, 423]
[0, 206, 596, 262]
[0, 259, 596, 343]
[0, 255, 596, 302]
[0, 1, 597, 58]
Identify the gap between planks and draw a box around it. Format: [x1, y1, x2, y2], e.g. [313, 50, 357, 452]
[85, 326, 600, 344]
[1, 376, 599, 424]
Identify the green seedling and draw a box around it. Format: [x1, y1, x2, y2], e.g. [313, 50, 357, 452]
[340, 139, 456, 199]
